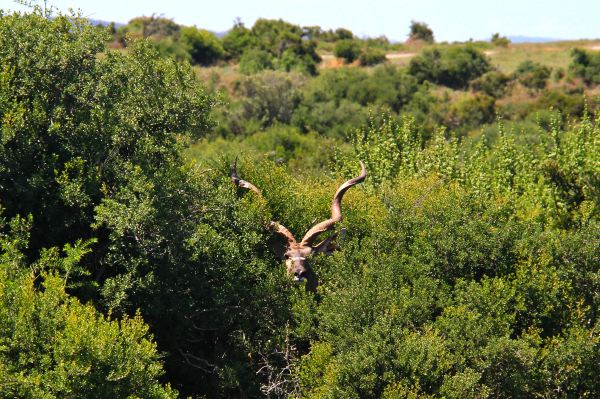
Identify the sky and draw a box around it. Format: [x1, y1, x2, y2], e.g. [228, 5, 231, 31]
[2, 0, 599, 42]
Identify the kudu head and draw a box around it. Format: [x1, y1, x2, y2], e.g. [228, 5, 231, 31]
[231, 159, 366, 292]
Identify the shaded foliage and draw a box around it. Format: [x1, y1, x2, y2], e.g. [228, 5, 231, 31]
[570, 48, 600, 86]
[514, 60, 552, 92]
[408, 20, 434, 43]
[0, 214, 176, 399]
[408, 46, 491, 89]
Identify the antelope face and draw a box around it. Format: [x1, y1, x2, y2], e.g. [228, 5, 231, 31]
[284, 245, 314, 283]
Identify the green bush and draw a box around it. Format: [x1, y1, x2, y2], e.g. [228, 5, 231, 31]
[359, 47, 387, 66]
[232, 70, 305, 128]
[0, 215, 176, 399]
[334, 39, 361, 63]
[491, 32, 510, 47]
[239, 48, 274, 74]
[444, 93, 496, 135]
[117, 15, 180, 42]
[514, 60, 551, 92]
[470, 70, 511, 98]
[352, 65, 419, 111]
[409, 45, 491, 89]
[535, 90, 586, 118]
[277, 44, 321, 75]
[300, 114, 600, 398]
[179, 26, 224, 66]
[221, 19, 254, 61]
[335, 27, 354, 40]
[151, 36, 191, 62]
[570, 48, 600, 86]
[4, 9, 600, 399]
[289, 66, 418, 137]
[249, 18, 321, 75]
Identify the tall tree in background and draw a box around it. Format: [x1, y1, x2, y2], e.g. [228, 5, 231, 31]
[408, 20, 434, 43]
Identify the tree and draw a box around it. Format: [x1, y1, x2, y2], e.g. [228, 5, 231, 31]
[222, 18, 254, 61]
[239, 48, 275, 74]
[0, 10, 222, 395]
[408, 45, 491, 89]
[335, 27, 354, 40]
[117, 15, 180, 41]
[249, 19, 321, 75]
[491, 32, 510, 47]
[180, 25, 225, 66]
[408, 20, 434, 43]
[0, 215, 176, 399]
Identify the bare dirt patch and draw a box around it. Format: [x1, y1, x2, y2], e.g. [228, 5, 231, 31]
[386, 52, 416, 59]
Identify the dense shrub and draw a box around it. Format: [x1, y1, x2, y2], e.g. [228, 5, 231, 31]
[288, 66, 419, 137]
[221, 19, 254, 61]
[0, 11, 296, 397]
[151, 36, 191, 62]
[359, 47, 387, 66]
[470, 70, 511, 98]
[402, 82, 447, 137]
[239, 48, 274, 74]
[277, 43, 321, 75]
[514, 60, 551, 92]
[292, 98, 371, 138]
[117, 15, 180, 42]
[179, 26, 225, 66]
[0, 216, 176, 399]
[535, 90, 586, 118]
[444, 93, 496, 134]
[409, 45, 491, 89]
[232, 71, 305, 128]
[304, 114, 600, 398]
[491, 32, 510, 47]
[334, 39, 361, 63]
[570, 48, 600, 86]
[250, 18, 321, 75]
[187, 125, 337, 172]
[335, 27, 354, 40]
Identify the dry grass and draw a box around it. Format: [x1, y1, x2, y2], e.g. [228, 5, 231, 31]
[317, 39, 600, 73]
[487, 39, 600, 73]
[193, 64, 242, 95]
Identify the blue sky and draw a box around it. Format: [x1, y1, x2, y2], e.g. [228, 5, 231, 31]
[2, 0, 599, 42]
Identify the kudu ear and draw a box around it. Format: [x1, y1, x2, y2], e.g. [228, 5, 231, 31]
[313, 228, 347, 255]
[267, 234, 288, 260]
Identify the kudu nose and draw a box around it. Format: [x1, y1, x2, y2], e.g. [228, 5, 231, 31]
[293, 269, 306, 281]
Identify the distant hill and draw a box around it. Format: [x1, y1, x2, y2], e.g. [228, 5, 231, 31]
[507, 35, 563, 43]
[87, 18, 125, 28]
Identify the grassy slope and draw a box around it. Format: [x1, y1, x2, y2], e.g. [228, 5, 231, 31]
[378, 39, 600, 73]
[195, 39, 600, 93]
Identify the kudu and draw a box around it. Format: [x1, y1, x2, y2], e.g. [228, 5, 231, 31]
[231, 159, 366, 291]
